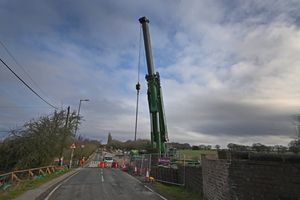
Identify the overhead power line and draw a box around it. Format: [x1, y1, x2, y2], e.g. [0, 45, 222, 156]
[0, 41, 52, 101]
[0, 105, 53, 108]
[0, 57, 58, 109]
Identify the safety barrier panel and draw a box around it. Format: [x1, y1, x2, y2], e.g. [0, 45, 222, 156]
[127, 153, 188, 185]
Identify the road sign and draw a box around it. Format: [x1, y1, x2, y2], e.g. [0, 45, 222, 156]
[70, 143, 76, 149]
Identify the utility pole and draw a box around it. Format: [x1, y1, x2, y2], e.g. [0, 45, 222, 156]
[74, 99, 89, 136]
[297, 114, 300, 139]
[70, 99, 89, 168]
[59, 106, 70, 166]
[65, 106, 70, 127]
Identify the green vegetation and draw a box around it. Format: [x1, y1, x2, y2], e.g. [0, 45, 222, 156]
[179, 149, 217, 160]
[0, 169, 69, 200]
[69, 136, 101, 163]
[0, 110, 77, 172]
[289, 139, 300, 153]
[106, 134, 154, 152]
[154, 182, 201, 200]
[226, 142, 300, 153]
[0, 110, 101, 173]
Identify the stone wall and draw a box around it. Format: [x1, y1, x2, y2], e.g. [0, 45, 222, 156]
[229, 160, 300, 200]
[151, 167, 180, 184]
[202, 157, 300, 200]
[184, 166, 203, 195]
[202, 159, 230, 200]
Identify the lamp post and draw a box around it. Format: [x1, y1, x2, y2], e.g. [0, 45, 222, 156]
[69, 99, 89, 168]
[75, 99, 90, 136]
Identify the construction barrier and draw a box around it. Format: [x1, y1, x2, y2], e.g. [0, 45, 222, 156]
[127, 153, 187, 185]
[112, 161, 118, 168]
[98, 161, 107, 168]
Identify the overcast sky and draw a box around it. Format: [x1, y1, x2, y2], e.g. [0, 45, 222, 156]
[1, 0, 300, 147]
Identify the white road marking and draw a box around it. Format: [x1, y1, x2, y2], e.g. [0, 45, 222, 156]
[144, 185, 168, 200]
[123, 171, 168, 200]
[100, 169, 104, 182]
[44, 171, 80, 200]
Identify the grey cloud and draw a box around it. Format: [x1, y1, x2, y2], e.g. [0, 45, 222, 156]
[1, 0, 300, 146]
[165, 88, 296, 137]
[220, 0, 300, 26]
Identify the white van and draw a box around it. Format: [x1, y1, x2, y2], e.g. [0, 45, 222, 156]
[104, 155, 113, 167]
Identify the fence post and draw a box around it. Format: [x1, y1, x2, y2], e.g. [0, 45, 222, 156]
[11, 172, 14, 182]
[29, 170, 34, 177]
[39, 169, 45, 176]
[46, 167, 51, 174]
[140, 154, 144, 176]
[149, 154, 152, 175]
[11, 173, 20, 182]
[183, 154, 186, 186]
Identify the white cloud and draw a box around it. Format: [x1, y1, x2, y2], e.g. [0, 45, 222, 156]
[1, 0, 300, 146]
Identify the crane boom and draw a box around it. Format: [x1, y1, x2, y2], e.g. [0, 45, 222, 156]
[139, 16, 168, 154]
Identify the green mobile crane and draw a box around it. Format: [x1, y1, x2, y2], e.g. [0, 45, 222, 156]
[139, 17, 168, 154]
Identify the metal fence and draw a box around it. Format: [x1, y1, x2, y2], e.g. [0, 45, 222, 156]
[128, 153, 188, 185]
[128, 154, 152, 177]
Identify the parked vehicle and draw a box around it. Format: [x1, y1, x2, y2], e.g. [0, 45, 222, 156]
[103, 156, 113, 167]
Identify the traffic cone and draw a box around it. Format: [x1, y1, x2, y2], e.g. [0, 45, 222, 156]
[134, 166, 137, 174]
[122, 160, 126, 169]
[146, 169, 150, 181]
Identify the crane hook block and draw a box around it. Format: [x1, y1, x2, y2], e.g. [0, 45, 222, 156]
[136, 83, 141, 91]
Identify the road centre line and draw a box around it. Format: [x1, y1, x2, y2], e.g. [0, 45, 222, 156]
[100, 169, 104, 182]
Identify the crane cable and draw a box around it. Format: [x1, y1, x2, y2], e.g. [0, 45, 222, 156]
[134, 26, 142, 141]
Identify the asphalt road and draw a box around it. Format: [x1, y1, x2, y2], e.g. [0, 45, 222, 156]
[45, 168, 163, 200]
[45, 152, 164, 200]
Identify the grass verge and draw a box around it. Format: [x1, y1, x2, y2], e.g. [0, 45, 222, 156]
[0, 169, 69, 200]
[153, 182, 201, 200]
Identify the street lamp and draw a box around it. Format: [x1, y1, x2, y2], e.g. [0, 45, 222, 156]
[75, 99, 90, 136]
[70, 99, 89, 168]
